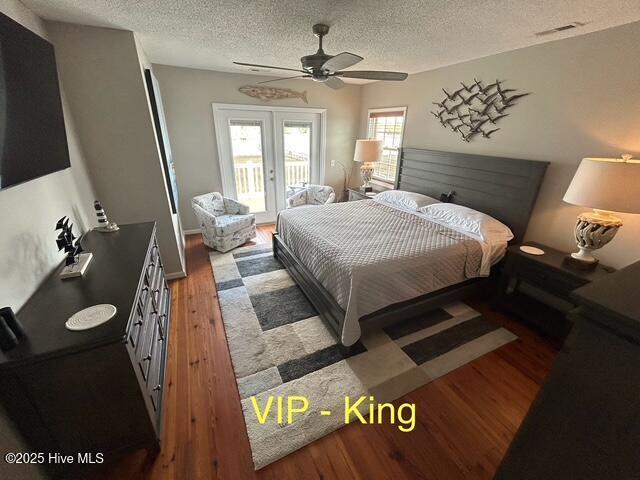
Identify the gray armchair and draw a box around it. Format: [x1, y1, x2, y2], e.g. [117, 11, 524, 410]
[191, 192, 256, 252]
[286, 184, 336, 208]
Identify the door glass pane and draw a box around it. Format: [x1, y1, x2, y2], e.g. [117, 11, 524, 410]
[229, 120, 266, 213]
[283, 121, 311, 199]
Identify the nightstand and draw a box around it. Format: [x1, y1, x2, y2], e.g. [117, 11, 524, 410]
[496, 242, 614, 339]
[347, 188, 379, 201]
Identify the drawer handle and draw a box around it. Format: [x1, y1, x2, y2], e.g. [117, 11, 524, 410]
[153, 385, 161, 392]
[143, 355, 151, 362]
[134, 319, 143, 326]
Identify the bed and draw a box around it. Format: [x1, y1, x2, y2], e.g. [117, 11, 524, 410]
[273, 148, 549, 346]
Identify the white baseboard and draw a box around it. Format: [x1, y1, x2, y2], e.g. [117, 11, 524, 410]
[184, 229, 202, 235]
[166, 271, 187, 280]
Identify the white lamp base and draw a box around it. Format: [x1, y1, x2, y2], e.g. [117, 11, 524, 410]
[360, 162, 375, 189]
[571, 209, 622, 264]
[570, 247, 598, 264]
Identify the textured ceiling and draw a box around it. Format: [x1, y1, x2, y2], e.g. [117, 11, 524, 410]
[23, 0, 640, 82]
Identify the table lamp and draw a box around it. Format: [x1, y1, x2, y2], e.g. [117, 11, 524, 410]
[563, 154, 640, 264]
[353, 139, 382, 192]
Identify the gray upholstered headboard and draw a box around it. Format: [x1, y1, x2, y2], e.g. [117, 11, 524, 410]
[396, 148, 549, 243]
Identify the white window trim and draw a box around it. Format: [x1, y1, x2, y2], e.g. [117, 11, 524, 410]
[366, 106, 407, 186]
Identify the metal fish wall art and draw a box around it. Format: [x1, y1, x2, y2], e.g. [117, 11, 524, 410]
[430, 78, 530, 142]
[239, 85, 308, 104]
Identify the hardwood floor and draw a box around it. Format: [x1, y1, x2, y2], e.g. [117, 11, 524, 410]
[102, 224, 558, 480]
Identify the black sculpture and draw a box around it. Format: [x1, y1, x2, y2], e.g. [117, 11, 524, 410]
[430, 78, 530, 141]
[55, 217, 83, 266]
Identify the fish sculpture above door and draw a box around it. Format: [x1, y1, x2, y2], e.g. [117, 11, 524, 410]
[239, 85, 308, 103]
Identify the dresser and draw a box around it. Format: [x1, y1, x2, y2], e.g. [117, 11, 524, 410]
[0, 223, 170, 478]
[495, 260, 640, 479]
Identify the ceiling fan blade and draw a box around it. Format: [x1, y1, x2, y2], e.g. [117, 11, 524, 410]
[321, 52, 363, 72]
[324, 76, 345, 90]
[233, 61, 306, 73]
[257, 75, 310, 84]
[336, 70, 408, 81]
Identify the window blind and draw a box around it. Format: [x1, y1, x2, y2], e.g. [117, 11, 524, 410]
[366, 109, 406, 183]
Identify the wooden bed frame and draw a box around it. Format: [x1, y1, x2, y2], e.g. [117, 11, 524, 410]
[273, 147, 549, 345]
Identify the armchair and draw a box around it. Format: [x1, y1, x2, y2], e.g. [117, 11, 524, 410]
[191, 192, 256, 252]
[286, 184, 336, 208]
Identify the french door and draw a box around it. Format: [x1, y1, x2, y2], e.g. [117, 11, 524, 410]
[213, 105, 325, 224]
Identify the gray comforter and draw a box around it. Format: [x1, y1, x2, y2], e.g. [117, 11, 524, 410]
[277, 200, 483, 345]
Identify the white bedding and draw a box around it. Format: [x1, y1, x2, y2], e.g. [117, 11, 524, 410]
[277, 200, 503, 346]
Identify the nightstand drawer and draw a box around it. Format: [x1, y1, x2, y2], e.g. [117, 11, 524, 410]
[348, 189, 369, 201]
[516, 257, 586, 299]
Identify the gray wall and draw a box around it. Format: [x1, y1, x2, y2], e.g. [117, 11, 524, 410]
[47, 22, 185, 275]
[152, 65, 362, 230]
[359, 21, 640, 269]
[0, 3, 96, 312]
[0, 1, 96, 478]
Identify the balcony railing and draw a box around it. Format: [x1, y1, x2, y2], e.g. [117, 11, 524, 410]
[234, 157, 309, 195]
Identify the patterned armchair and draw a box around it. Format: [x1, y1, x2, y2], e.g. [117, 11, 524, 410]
[191, 192, 256, 252]
[286, 184, 336, 208]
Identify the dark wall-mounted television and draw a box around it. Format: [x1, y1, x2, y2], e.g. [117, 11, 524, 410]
[0, 12, 70, 191]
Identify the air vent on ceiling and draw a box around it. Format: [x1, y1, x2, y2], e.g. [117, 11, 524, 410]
[535, 22, 585, 36]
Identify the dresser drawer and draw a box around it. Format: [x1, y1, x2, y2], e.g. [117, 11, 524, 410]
[149, 241, 160, 265]
[137, 310, 158, 382]
[149, 264, 165, 307]
[516, 257, 586, 299]
[138, 267, 152, 308]
[145, 259, 159, 291]
[159, 283, 170, 325]
[348, 190, 368, 201]
[128, 299, 146, 349]
[147, 314, 166, 412]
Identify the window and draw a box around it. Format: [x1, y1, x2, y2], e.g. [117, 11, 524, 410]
[366, 107, 407, 183]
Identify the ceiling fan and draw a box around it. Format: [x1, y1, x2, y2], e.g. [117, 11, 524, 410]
[233, 24, 408, 90]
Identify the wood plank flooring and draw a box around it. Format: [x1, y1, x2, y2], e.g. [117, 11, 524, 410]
[101, 224, 558, 480]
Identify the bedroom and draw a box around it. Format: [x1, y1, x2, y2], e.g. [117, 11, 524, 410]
[0, 1, 639, 479]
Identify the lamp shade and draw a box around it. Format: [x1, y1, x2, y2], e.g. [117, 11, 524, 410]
[563, 155, 640, 214]
[353, 139, 382, 163]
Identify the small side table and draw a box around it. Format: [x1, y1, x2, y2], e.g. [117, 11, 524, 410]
[495, 242, 614, 338]
[347, 188, 379, 201]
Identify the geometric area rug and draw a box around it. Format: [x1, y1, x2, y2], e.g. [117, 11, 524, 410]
[210, 243, 517, 470]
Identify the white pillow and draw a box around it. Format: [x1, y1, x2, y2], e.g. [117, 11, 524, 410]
[419, 203, 514, 242]
[374, 190, 440, 211]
